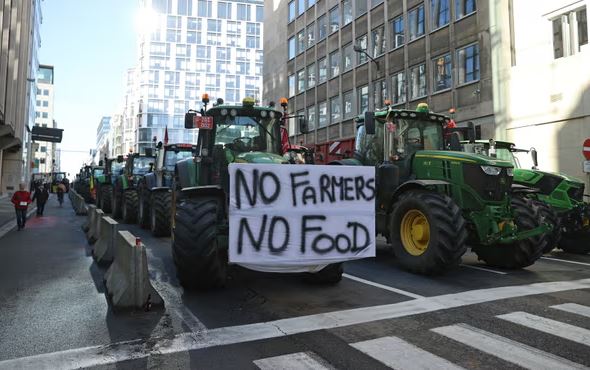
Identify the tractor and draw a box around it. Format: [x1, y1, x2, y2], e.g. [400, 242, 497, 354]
[172, 96, 342, 289]
[49, 172, 68, 193]
[112, 153, 155, 223]
[95, 156, 124, 214]
[460, 139, 589, 254]
[138, 142, 197, 236]
[343, 103, 550, 274]
[75, 165, 104, 203]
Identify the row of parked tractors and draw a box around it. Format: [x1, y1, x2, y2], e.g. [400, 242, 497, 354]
[73, 95, 589, 290]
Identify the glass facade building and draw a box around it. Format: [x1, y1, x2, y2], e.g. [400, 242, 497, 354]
[133, 0, 264, 153]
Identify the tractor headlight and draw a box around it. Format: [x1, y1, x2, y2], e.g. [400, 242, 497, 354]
[230, 109, 238, 117]
[506, 168, 514, 177]
[269, 111, 275, 118]
[220, 108, 228, 116]
[481, 165, 502, 176]
[260, 110, 268, 118]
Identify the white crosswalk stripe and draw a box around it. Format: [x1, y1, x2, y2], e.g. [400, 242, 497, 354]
[431, 323, 587, 370]
[254, 352, 333, 370]
[351, 336, 465, 370]
[498, 311, 590, 346]
[551, 303, 590, 318]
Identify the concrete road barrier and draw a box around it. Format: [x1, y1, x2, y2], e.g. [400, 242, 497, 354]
[82, 205, 96, 233]
[104, 231, 164, 311]
[73, 190, 88, 216]
[86, 208, 104, 245]
[93, 216, 118, 265]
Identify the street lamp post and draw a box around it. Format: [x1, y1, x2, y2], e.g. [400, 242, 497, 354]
[354, 44, 380, 112]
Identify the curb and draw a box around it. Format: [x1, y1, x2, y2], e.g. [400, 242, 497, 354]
[0, 207, 38, 240]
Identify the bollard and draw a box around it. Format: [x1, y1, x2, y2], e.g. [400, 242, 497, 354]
[93, 216, 118, 265]
[104, 231, 164, 310]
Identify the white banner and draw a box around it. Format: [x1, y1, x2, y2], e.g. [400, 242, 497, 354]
[228, 163, 376, 272]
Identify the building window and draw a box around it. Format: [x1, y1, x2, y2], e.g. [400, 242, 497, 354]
[457, 43, 480, 84]
[288, 74, 296, 97]
[42, 112, 48, 118]
[358, 85, 369, 114]
[318, 57, 327, 83]
[297, 30, 306, 54]
[288, 1, 296, 22]
[356, 0, 367, 17]
[217, 2, 231, 19]
[43, 89, 49, 96]
[42, 101, 49, 107]
[307, 62, 316, 88]
[256, 6, 263, 22]
[304, 24, 314, 49]
[288, 37, 296, 59]
[342, 0, 352, 25]
[318, 14, 327, 40]
[297, 69, 306, 93]
[392, 16, 404, 49]
[431, 0, 450, 29]
[456, 0, 476, 19]
[373, 79, 387, 109]
[298, 0, 305, 16]
[433, 54, 452, 91]
[391, 71, 406, 104]
[409, 5, 425, 40]
[343, 90, 354, 118]
[307, 106, 316, 130]
[330, 96, 341, 123]
[410, 64, 427, 100]
[35, 112, 40, 118]
[197, 0, 212, 17]
[329, 50, 340, 78]
[343, 43, 354, 71]
[356, 34, 368, 64]
[552, 7, 588, 59]
[237, 4, 250, 21]
[372, 25, 386, 57]
[329, 6, 340, 33]
[372, 0, 384, 7]
[318, 101, 327, 128]
[308, 0, 315, 8]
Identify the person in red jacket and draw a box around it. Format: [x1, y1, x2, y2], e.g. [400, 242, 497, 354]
[11, 183, 32, 230]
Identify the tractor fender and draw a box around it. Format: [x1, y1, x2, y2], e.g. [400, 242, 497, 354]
[144, 172, 157, 190]
[151, 187, 170, 193]
[177, 186, 227, 216]
[175, 158, 197, 189]
[388, 180, 450, 213]
[328, 158, 363, 166]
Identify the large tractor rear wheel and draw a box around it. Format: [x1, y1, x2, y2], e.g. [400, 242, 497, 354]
[474, 197, 545, 269]
[111, 183, 123, 220]
[531, 200, 561, 253]
[138, 188, 151, 229]
[390, 190, 468, 275]
[122, 190, 138, 224]
[559, 230, 590, 254]
[172, 196, 227, 289]
[100, 184, 113, 213]
[151, 191, 172, 237]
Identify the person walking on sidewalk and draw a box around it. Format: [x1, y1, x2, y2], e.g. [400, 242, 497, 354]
[11, 183, 32, 230]
[32, 184, 49, 216]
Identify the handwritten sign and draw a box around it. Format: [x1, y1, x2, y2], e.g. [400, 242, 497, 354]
[229, 164, 376, 272]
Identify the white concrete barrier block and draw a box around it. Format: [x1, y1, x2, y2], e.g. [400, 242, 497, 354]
[93, 216, 118, 264]
[83, 205, 96, 233]
[88, 208, 104, 245]
[105, 230, 164, 310]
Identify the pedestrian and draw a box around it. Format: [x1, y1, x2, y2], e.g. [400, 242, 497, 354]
[11, 183, 32, 230]
[32, 184, 49, 216]
[57, 182, 66, 206]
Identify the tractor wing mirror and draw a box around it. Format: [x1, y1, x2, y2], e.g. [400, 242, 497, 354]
[467, 121, 476, 143]
[116, 155, 124, 163]
[298, 117, 309, 134]
[364, 112, 376, 135]
[449, 132, 462, 151]
[184, 112, 196, 129]
[530, 147, 538, 169]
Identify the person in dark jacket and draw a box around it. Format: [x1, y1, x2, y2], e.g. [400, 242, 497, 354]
[32, 184, 50, 216]
[11, 183, 32, 230]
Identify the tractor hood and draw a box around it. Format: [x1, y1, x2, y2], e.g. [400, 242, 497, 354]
[514, 168, 584, 186]
[415, 150, 513, 167]
[234, 151, 288, 164]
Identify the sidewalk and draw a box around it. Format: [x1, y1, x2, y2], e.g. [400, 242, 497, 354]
[0, 195, 36, 239]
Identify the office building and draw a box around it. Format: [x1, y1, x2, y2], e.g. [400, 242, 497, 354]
[96, 116, 112, 160]
[33, 65, 56, 173]
[0, 0, 42, 194]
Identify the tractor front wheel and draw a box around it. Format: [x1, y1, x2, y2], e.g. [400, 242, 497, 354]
[474, 197, 545, 269]
[100, 185, 113, 213]
[151, 191, 172, 237]
[122, 190, 138, 224]
[172, 197, 227, 289]
[138, 189, 151, 229]
[390, 190, 468, 275]
[531, 200, 561, 253]
[111, 184, 123, 220]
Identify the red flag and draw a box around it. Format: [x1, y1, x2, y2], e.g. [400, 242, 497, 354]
[164, 126, 169, 145]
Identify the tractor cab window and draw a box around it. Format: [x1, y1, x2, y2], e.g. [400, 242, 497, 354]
[132, 157, 153, 175]
[355, 122, 384, 166]
[93, 168, 104, 176]
[495, 148, 519, 167]
[111, 162, 124, 175]
[214, 115, 278, 154]
[390, 119, 444, 159]
[164, 150, 194, 171]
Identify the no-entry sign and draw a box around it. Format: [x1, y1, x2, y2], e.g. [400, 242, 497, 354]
[584, 138, 590, 160]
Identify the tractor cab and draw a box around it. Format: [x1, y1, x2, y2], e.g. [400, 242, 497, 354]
[123, 153, 155, 188]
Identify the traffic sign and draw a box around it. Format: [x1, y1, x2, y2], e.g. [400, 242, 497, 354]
[584, 138, 590, 160]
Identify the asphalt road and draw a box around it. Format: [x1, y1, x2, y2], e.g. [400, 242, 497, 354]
[0, 195, 589, 369]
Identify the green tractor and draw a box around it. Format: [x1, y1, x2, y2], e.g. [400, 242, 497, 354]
[75, 165, 104, 204]
[95, 156, 124, 213]
[460, 139, 589, 254]
[172, 96, 342, 289]
[342, 104, 550, 274]
[137, 142, 197, 236]
[112, 153, 155, 223]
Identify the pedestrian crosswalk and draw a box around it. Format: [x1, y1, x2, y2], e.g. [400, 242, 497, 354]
[253, 302, 590, 369]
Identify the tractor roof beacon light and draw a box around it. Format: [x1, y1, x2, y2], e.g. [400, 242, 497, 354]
[416, 103, 429, 113]
[384, 99, 392, 107]
[202, 93, 210, 111]
[242, 96, 255, 107]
